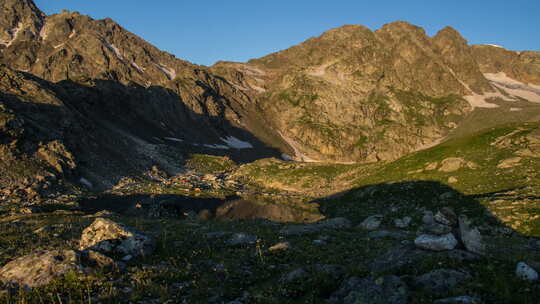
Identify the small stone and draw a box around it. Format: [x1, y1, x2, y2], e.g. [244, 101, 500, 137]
[439, 158, 466, 172]
[423, 222, 453, 235]
[422, 211, 435, 225]
[394, 216, 412, 228]
[516, 262, 539, 281]
[269, 242, 290, 252]
[121, 255, 133, 261]
[358, 215, 383, 231]
[448, 176, 458, 184]
[497, 157, 522, 168]
[435, 208, 458, 227]
[415, 233, 458, 251]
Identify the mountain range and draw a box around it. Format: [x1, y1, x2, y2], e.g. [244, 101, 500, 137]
[1, 0, 540, 190]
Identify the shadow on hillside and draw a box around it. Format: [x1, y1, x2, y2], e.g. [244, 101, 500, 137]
[0, 72, 283, 190]
[79, 192, 324, 223]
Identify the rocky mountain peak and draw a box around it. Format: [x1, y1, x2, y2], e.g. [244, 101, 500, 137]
[0, 0, 45, 47]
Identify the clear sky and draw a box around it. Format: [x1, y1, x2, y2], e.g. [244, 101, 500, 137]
[35, 0, 539, 66]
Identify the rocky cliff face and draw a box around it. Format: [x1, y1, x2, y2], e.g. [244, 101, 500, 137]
[0, 0, 282, 189]
[1, 0, 539, 176]
[212, 22, 508, 162]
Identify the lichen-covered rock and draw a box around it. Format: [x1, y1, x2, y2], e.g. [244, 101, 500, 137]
[358, 215, 383, 231]
[79, 218, 155, 257]
[439, 158, 467, 172]
[415, 233, 458, 251]
[458, 216, 485, 255]
[0, 250, 83, 288]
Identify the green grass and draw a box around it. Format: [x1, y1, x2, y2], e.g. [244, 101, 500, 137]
[185, 154, 237, 174]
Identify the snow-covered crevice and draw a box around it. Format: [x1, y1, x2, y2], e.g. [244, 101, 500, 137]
[3, 22, 24, 47]
[68, 29, 76, 39]
[39, 21, 49, 40]
[104, 41, 124, 61]
[250, 84, 266, 93]
[131, 62, 145, 73]
[53, 43, 64, 49]
[155, 64, 176, 80]
[484, 72, 540, 103]
[483, 44, 504, 49]
[164, 137, 184, 143]
[220, 136, 253, 149]
[204, 144, 230, 150]
[445, 66, 501, 108]
[243, 66, 266, 76]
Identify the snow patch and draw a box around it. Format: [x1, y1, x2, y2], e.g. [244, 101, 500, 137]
[307, 62, 333, 77]
[243, 66, 266, 76]
[131, 62, 145, 73]
[250, 84, 266, 93]
[155, 64, 176, 80]
[446, 67, 501, 108]
[4, 22, 23, 47]
[68, 29, 76, 39]
[39, 22, 49, 40]
[484, 44, 504, 49]
[484, 72, 540, 103]
[221, 136, 253, 149]
[104, 41, 124, 61]
[204, 144, 230, 150]
[281, 154, 293, 161]
[53, 43, 65, 49]
[164, 137, 184, 143]
[510, 107, 522, 112]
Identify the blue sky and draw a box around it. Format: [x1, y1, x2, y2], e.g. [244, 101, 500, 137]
[35, 0, 539, 66]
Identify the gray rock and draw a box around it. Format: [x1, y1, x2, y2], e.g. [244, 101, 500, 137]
[423, 222, 453, 235]
[0, 250, 83, 288]
[516, 262, 539, 281]
[434, 296, 481, 303]
[227, 233, 257, 246]
[422, 211, 435, 225]
[358, 215, 383, 231]
[330, 275, 408, 304]
[439, 157, 466, 172]
[415, 269, 471, 294]
[434, 208, 457, 227]
[79, 218, 155, 257]
[314, 264, 346, 279]
[394, 216, 412, 228]
[415, 233, 458, 251]
[458, 216, 485, 255]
